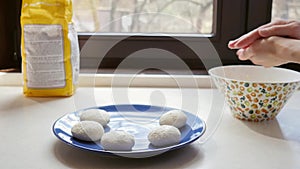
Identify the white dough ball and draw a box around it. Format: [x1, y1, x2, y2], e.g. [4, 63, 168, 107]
[101, 131, 135, 151]
[80, 109, 110, 126]
[159, 110, 187, 128]
[71, 121, 104, 142]
[148, 125, 181, 147]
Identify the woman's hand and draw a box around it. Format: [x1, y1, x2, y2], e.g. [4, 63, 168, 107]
[228, 20, 300, 49]
[236, 36, 300, 67]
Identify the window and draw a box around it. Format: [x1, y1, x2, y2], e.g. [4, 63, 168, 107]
[271, 0, 300, 71]
[6, 0, 297, 73]
[77, 0, 266, 74]
[272, 0, 300, 20]
[73, 0, 213, 34]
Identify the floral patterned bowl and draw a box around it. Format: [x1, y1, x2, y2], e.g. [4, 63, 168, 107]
[209, 65, 300, 122]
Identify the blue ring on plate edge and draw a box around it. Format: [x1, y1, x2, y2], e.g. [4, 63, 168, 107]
[52, 104, 206, 157]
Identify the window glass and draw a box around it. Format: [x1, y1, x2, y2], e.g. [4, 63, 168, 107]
[73, 0, 213, 34]
[272, 0, 300, 20]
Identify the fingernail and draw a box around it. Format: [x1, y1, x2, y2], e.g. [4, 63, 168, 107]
[228, 40, 236, 45]
[228, 41, 237, 49]
[228, 40, 235, 44]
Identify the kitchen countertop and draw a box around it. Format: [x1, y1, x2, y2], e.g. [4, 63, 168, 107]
[1, 74, 300, 169]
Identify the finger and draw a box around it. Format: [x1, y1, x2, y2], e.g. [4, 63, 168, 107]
[228, 20, 291, 49]
[228, 30, 260, 49]
[259, 19, 291, 29]
[232, 31, 260, 49]
[259, 21, 298, 38]
[236, 48, 253, 61]
[228, 40, 237, 49]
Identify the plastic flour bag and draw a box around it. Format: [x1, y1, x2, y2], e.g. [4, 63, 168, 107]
[21, 0, 79, 96]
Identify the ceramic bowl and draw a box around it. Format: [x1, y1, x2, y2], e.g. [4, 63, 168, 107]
[209, 65, 300, 122]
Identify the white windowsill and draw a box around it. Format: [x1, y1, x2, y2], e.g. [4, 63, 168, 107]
[0, 73, 215, 88]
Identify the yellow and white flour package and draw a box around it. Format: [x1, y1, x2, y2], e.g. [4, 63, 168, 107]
[21, 0, 79, 96]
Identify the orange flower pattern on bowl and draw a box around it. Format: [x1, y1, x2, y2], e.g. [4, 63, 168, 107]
[223, 80, 299, 121]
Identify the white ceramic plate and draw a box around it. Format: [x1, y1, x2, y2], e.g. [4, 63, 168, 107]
[52, 104, 206, 158]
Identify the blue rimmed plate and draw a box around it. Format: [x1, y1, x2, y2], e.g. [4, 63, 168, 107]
[52, 104, 206, 158]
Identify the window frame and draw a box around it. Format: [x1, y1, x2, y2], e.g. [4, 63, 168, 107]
[0, 0, 21, 71]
